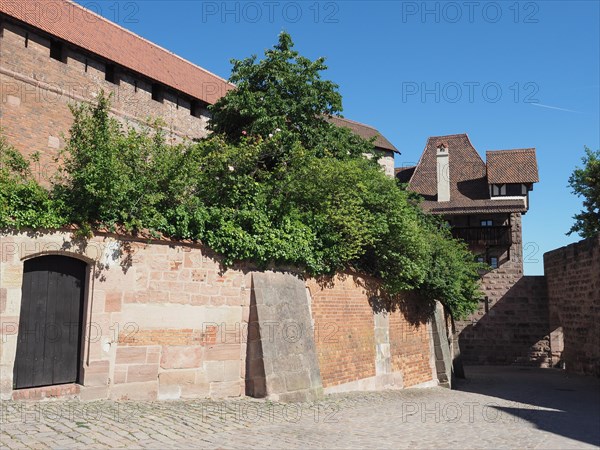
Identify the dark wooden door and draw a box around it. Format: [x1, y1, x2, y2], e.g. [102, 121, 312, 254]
[13, 256, 87, 389]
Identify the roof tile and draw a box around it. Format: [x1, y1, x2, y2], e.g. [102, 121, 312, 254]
[486, 149, 539, 184]
[0, 0, 234, 104]
[401, 133, 538, 214]
[326, 116, 399, 153]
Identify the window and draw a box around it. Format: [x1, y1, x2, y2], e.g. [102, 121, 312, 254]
[50, 40, 65, 62]
[151, 83, 164, 103]
[506, 184, 523, 196]
[105, 64, 117, 84]
[476, 256, 485, 263]
[190, 100, 205, 118]
[492, 183, 526, 197]
[480, 220, 493, 227]
[489, 257, 499, 269]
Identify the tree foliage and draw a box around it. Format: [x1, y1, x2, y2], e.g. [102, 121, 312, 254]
[0, 134, 63, 229]
[209, 32, 376, 159]
[568, 146, 600, 238]
[0, 32, 485, 318]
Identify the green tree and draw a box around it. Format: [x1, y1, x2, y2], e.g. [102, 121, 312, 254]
[567, 146, 600, 238]
[0, 32, 485, 319]
[52, 93, 210, 238]
[0, 134, 64, 229]
[209, 31, 375, 159]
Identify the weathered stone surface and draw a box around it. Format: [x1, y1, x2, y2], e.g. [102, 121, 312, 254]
[108, 381, 158, 401]
[115, 347, 147, 364]
[431, 302, 452, 388]
[160, 346, 203, 369]
[545, 235, 600, 376]
[250, 272, 323, 402]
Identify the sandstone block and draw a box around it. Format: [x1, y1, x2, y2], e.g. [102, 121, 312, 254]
[160, 345, 203, 369]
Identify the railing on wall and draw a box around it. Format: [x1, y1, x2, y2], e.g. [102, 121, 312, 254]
[451, 226, 512, 247]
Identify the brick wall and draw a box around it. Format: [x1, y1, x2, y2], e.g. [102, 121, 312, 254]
[307, 275, 434, 390]
[389, 300, 435, 387]
[1, 232, 438, 401]
[458, 276, 551, 366]
[0, 231, 249, 401]
[307, 276, 377, 388]
[0, 20, 210, 185]
[454, 213, 553, 365]
[544, 235, 600, 376]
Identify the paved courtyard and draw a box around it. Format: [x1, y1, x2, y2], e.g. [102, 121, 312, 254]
[1, 366, 599, 449]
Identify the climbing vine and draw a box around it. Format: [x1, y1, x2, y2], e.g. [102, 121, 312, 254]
[0, 32, 485, 318]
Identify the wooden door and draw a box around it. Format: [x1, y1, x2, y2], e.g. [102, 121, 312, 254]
[13, 256, 87, 389]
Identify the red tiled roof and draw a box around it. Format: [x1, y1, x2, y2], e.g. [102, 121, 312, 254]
[486, 149, 539, 184]
[0, 0, 234, 104]
[421, 198, 527, 215]
[395, 166, 415, 183]
[408, 133, 488, 202]
[326, 116, 399, 153]
[402, 133, 537, 215]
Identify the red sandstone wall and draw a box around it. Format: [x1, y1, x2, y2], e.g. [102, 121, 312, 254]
[458, 276, 551, 366]
[1, 232, 437, 401]
[455, 213, 552, 366]
[544, 236, 600, 376]
[0, 231, 249, 401]
[0, 20, 210, 185]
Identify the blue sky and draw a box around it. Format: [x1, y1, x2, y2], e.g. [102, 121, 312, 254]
[79, 0, 599, 275]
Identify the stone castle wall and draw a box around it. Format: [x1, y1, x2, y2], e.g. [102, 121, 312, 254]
[1, 230, 437, 401]
[0, 19, 211, 185]
[456, 212, 551, 366]
[544, 235, 600, 376]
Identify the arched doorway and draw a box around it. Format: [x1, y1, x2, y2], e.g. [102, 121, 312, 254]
[13, 255, 87, 389]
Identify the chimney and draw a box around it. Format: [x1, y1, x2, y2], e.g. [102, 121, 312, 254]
[436, 141, 450, 202]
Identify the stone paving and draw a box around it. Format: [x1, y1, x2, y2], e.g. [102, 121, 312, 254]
[1, 366, 599, 449]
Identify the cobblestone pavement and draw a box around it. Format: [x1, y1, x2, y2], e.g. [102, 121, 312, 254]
[1, 366, 599, 449]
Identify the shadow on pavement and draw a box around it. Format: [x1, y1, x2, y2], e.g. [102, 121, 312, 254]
[454, 365, 600, 447]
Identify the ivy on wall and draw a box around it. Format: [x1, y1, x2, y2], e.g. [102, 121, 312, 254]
[0, 32, 485, 318]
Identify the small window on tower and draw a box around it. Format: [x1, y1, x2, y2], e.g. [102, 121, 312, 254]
[480, 219, 493, 227]
[489, 257, 499, 269]
[50, 40, 65, 62]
